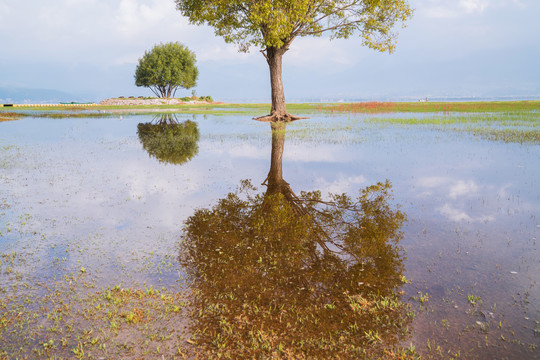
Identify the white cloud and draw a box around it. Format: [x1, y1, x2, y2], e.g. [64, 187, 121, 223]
[115, 0, 178, 38]
[419, 0, 523, 18]
[287, 37, 358, 69]
[459, 0, 490, 13]
[438, 204, 495, 222]
[286, 144, 356, 163]
[417, 176, 449, 188]
[424, 6, 457, 18]
[314, 175, 367, 195]
[225, 143, 268, 159]
[0, 3, 10, 21]
[414, 176, 510, 223]
[438, 204, 473, 221]
[448, 180, 479, 199]
[197, 45, 256, 62]
[417, 177, 480, 199]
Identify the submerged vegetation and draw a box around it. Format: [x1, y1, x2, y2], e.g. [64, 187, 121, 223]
[0, 270, 190, 359]
[366, 111, 540, 144]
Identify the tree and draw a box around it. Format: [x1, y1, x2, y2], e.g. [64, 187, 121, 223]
[134, 42, 198, 98]
[176, 0, 413, 122]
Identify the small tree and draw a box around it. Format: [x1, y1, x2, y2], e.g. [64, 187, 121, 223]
[176, 0, 413, 121]
[135, 42, 198, 98]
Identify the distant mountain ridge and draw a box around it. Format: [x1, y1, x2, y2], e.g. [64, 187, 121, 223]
[0, 87, 75, 104]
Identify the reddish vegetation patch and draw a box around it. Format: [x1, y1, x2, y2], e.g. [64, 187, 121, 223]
[324, 101, 540, 114]
[328, 101, 394, 113]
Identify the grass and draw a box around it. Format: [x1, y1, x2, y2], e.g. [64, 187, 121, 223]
[4, 100, 540, 113]
[364, 111, 540, 144]
[3, 102, 539, 146]
[0, 112, 21, 122]
[323, 100, 540, 113]
[0, 272, 190, 359]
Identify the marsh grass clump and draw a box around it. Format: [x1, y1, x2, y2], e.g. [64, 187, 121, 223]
[366, 111, 540, 144]
[0, 111, 22, 122]
[468, 127, 540, 144]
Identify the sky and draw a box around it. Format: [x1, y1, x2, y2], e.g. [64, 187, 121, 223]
[0, 0, 539, 103]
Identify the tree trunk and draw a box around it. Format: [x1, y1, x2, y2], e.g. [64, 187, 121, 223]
[266, 122, 286, 191]
[255, 47, 306, 123]
[263, 123, 306, 215]
[267, 47, 287, 116]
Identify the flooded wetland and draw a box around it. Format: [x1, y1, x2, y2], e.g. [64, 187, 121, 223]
[0, 103, 539, 359]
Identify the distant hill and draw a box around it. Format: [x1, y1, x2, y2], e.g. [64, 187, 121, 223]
[0, 87, 75, 104]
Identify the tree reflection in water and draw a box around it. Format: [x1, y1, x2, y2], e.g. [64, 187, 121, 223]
[180, 122, 411, 359]
[137, 114, 199, 165]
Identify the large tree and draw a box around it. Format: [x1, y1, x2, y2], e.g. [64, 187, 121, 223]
[135, 42, 198, 98]
[176, 0, 413, 121]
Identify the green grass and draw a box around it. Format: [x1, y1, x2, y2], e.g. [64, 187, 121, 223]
[365, 111, 540, 144]
[4, 100, 540, 116]
[3, 102, 538, 145]
[0, 102, 328, 118]
[323, 100, 540, 113]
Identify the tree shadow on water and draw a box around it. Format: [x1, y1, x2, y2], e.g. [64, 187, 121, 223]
[179, 122, 412, 359]
[137, 114, 200, 165]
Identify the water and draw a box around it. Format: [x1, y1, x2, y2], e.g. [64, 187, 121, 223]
[0, 112, 538, 358]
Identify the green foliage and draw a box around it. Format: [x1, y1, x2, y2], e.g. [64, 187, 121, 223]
[137, 116, 200, 165]
[135, 42, 198, 98]
[176, 0, 413, 53]
[198, 95, 213, 102]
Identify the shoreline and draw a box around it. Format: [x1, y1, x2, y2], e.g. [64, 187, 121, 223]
[1, 99, 539, 113]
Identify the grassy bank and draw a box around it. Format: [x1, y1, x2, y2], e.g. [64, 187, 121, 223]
[321, 100, 540, 113]
[3, 100, 539, 114]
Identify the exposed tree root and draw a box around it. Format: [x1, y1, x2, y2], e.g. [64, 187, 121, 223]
[254, 112, 307, 122]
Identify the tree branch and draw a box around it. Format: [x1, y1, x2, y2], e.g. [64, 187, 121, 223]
[260, 49, 270, 64]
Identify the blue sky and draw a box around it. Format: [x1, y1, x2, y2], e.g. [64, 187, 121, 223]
[0, 0, 539, 103]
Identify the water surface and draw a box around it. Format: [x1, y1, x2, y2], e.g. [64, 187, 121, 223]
[0, 111, 538, 358]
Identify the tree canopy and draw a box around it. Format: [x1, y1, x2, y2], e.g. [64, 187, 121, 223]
[176, 0, 413, 121]
[176, 0, 412, 53]
[134, 42, 198, 98]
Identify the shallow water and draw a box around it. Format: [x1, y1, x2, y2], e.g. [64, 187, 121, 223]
[1, 111, 538, 358]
